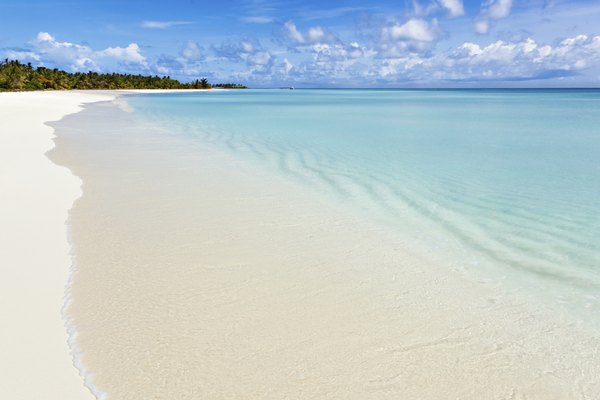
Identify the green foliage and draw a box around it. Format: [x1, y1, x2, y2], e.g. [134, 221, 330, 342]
[0, 59, 247, 91]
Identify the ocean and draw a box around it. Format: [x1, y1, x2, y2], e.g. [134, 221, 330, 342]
[127, 89, 600, 324]
[49, 89, 600, 398]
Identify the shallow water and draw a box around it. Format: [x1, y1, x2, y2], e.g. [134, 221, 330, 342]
[50, 98, 600, 399]
[128, 89, 600, 322]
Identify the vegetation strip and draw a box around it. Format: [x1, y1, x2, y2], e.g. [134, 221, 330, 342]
[0, 59, 247, 91]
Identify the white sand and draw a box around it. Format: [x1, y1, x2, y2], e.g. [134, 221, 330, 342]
[0, 91, 117, 399]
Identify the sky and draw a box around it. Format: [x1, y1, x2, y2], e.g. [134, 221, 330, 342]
[1, 0, 599, 87]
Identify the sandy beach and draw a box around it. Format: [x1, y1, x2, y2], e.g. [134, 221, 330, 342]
[41, 94, 600, 399]
[0, 91, 116, 399]
[1, 90, 600, 399]
[2, 0, 599, 396]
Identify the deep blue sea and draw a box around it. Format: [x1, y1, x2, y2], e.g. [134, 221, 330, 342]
[127, 89, 600, 323]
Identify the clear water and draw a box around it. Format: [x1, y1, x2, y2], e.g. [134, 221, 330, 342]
[126, 89, 600, 323]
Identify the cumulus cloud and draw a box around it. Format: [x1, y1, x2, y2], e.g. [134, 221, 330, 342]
[276, 19, 370, 66]
[414, 34, 600, 83]
[36, 32, 52, 42]
[230, 31, 600, 86]
[383, 19, 441, 42]
[475, 0, 513, 34]
[310, 42, 368, 63]
[378, 19, 443, 56]
[98, 43, 147, 65]
[33, 31, 94, 67]
[3, 32, 148, 72]
[253, 20, 375, 85]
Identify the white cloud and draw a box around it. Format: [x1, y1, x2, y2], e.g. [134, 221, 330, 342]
[588, 36, 600, 50]
[383, 19, 441, 42]
[8, 32, 148, 72]
[241, 40, 254, 53]
[32, 31, 95, 69]
[377, 19, 443, 56]
[36, 32, 54, 42]
[282, 58, 293, 74]
[487, 0, 512, 19]
[457, 42, 483, 57]
[307, 26, 325, 42]
[141, 21, 192, 29]
[246, 51, 272, 66]
[460, 40, 519, 63]
[441, 35, 600, 80]
[378, 56, 426, 77]
[278, 20, 359, 66]
[283, 20, 304, 44]
[206, 30, 600, 86]
[181, 40, 202, 61]
[98, 43, 147, 65]
[411, 0, 463, 18]
[473, 20, 490, 34]
[347, 33, 600, 86]
[438, 0, 464, 17]
[475, 0, 513, 34]
[5, 50, 40, 62]
[281, 21, 339, 47]
[561, 34, 588, 47]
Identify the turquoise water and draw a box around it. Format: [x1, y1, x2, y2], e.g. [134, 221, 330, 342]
[127, 89, 600, 322]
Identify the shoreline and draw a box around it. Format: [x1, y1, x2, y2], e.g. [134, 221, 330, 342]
[50, 96, 600, 398]
[0, 91, 117, 399]
[2, 90, 600, 399]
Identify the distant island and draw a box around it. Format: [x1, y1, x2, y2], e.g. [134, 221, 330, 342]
[0, 59, 247, 91]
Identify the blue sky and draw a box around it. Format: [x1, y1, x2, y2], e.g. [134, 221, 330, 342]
[1, 0, 599, 87]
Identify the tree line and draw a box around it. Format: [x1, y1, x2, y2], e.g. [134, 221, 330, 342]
[0, 59, 247, 91]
